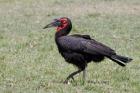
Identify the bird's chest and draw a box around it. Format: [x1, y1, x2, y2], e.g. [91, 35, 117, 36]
[60, 51, 85, 63]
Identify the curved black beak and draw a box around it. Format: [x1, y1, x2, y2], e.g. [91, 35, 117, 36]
[43, 19, 61, 29]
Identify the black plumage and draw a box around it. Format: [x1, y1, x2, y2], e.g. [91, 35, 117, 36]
[43, 17, 132, 83]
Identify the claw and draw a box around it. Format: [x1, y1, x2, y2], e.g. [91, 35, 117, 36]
[63, 69, 83, 84]
[63, 80, 68, 84]
[63, 76, 75, 84]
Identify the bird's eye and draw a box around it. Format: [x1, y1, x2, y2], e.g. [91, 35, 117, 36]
[63, 20, 67, 24]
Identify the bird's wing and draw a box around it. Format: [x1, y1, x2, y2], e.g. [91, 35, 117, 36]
[71, 34, 114, 52]
[57, 36, 115, 56]
[81, 40, 116, 56]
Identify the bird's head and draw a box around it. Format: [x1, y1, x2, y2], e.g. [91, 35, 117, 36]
[43, 17, 72, 32]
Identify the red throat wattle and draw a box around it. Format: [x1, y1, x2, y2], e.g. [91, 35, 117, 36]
[57, 18, 68, 32]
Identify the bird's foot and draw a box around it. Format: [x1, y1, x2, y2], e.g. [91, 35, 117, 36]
[63, 80, 69, 84]
[63, 77, 75, 84]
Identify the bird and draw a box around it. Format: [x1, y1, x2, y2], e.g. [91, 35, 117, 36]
[43, 17, 132, 84]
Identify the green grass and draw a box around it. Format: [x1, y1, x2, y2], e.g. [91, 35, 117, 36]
[0, 0, 140, 93]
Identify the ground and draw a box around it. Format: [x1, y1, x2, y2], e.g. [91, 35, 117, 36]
[0, 0, 140, 93]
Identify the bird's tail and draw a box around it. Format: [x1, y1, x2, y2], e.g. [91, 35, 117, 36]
[110, 54, 133, 67]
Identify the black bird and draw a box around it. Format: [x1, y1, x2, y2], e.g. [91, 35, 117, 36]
[43, 17, 132, 83]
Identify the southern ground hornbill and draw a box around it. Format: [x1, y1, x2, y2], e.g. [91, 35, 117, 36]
[43, 17, 132, 84]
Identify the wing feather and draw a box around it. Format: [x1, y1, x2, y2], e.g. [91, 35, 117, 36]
[57, 36, 116, 56]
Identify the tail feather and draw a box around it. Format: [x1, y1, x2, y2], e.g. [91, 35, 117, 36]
[110, 55, 133, 66]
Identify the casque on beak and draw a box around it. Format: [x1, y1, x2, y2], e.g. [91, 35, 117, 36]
[43, 19, 62, 29]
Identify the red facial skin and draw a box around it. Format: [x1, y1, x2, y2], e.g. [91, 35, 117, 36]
[57, 18, 68, 32]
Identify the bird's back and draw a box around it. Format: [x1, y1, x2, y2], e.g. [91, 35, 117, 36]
[56, 35, 115, 56]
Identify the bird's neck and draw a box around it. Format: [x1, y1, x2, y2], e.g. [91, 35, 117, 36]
[55, 24, 72, 38]
[55, 26, 71, 48]
[55, 24, 72, 52]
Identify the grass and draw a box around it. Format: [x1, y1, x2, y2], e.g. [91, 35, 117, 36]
[0, 0, 140, 93]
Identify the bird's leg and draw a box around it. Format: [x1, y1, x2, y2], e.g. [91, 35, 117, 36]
[83, 69, 86, 82]
[64, 69, 82, 84]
